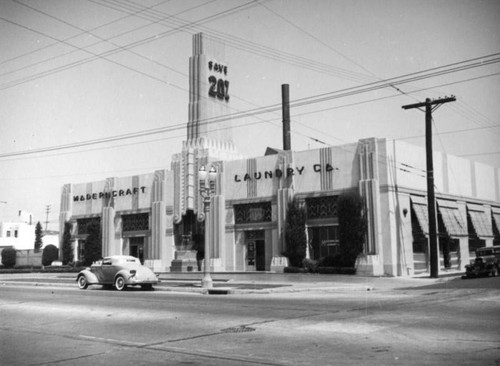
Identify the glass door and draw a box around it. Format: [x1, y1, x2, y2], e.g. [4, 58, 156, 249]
[129, 237, 144, 263]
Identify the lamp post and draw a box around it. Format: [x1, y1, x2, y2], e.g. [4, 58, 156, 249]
[199, 165, 217, 289]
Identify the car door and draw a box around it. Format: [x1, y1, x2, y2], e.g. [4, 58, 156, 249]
[100, 258, 115, 284]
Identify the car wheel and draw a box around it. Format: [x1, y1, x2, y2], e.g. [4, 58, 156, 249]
[77, 275, 88, 290]
[114, 276, 127, 291]
[142, 284, 153, 291]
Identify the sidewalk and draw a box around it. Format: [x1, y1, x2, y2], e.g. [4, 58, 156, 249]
[0, 271, 463, 295]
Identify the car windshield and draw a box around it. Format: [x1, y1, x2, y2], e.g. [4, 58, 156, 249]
[112, 257, 141, 265]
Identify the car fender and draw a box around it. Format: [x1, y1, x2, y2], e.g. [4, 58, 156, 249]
[114, 269, 134, 284]
[77, 269, 99, 284]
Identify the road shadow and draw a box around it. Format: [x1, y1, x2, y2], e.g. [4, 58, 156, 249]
[399, 276, 500, 290]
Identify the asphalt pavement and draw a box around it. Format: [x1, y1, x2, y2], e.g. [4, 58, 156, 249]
[0, 270, 464, 294]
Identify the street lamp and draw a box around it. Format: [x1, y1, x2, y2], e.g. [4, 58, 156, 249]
[199, 165, 217, 289]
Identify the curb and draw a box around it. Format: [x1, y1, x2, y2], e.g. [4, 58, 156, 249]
[0, 279, 373, 295]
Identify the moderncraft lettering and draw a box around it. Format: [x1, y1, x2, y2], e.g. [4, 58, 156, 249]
[73, 186, 146, 202]
[234, 164, 338, 182]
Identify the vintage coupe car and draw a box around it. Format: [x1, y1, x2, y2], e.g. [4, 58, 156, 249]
[77, 255, 159, 291]
[463, 245, 500, 278]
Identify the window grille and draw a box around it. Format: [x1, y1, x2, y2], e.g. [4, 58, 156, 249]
[77, 217, 101, 235]
[306, 196, 338, 219]
[234, 202, 272, 224]
[122, 213, 149, 232]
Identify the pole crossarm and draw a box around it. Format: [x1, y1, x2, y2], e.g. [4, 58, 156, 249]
[402, 96, 456, 110]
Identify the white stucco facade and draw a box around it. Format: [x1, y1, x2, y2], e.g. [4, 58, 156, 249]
[58, 33, 500, 276]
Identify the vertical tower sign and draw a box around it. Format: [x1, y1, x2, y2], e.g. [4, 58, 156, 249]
[187, 33, 233, 145]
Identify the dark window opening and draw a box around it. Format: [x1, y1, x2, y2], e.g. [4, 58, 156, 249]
[234, 202, 272, 224]
[306, 196, 338, 219]
[77, 217, 101, 235]
[122, 213, 149, 232]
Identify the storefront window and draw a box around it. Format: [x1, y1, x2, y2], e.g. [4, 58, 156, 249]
[308, 226, 338, 260]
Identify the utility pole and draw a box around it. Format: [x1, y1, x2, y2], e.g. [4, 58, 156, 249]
[402, 96, 456, 278]
[45, 205, 51, 232]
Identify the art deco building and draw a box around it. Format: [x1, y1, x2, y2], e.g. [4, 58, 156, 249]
[60, 33, 500, 277]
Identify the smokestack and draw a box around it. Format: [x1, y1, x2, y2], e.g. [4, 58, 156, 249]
[282, 84, 291, 151]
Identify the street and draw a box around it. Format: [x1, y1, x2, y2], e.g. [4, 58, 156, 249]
[1, 276, 499, 365]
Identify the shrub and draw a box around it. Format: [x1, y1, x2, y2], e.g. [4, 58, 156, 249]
[284, 266, 307, 273]
[42, 245, 59, 266]
[284, 201, 307, 267]
[34, 221, 43, 253]
[61, 222, 73, 265]
[317, 266, 356, 275]
[1, 247, 17, 268]
[303, 258, 318, 273]
[318, 255, 337, 267]
[337, 191, 367, 267]
[83, 222, 102, 266]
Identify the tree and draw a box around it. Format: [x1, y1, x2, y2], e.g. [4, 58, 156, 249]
[284, 201, 308, 267]
[61, 222, 74, 265]
[83, 222, 102, 266]
[34, 221, 43, 253]
[42, 245, 59, 266]
[337, 191, 367, 267]
[1, 247, 16, 268]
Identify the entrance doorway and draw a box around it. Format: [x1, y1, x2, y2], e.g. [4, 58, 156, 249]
[129, 237, 144, 263]
[246, 230, 266, 271]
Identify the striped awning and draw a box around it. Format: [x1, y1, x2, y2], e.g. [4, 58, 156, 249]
[492, 207, 500, 233]
[467, 204, 493, 238]
[410, 196, 429, 236]
[437, 199, 467, 237]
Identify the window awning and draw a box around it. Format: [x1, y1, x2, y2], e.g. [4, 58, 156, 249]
[437, 200, 467, 237]
[410, 196, 429, 235]
[467, 204, 493, 238]
[492, 207, 500, 234]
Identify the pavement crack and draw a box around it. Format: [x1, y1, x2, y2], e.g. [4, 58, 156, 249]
[157, 331, 223, 344]
[27, 352, 108, 366]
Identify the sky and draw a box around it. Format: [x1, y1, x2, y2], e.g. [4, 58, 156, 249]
[0, 0, 499, 230]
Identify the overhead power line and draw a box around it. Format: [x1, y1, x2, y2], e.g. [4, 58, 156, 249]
[0, 0, 262, 91]
[0, 54, 498, 160]
[92, 0, 376, 84]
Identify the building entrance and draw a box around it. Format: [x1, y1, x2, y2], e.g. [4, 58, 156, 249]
[129, 237, 144, 263]
[246, 230, 266, 271]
